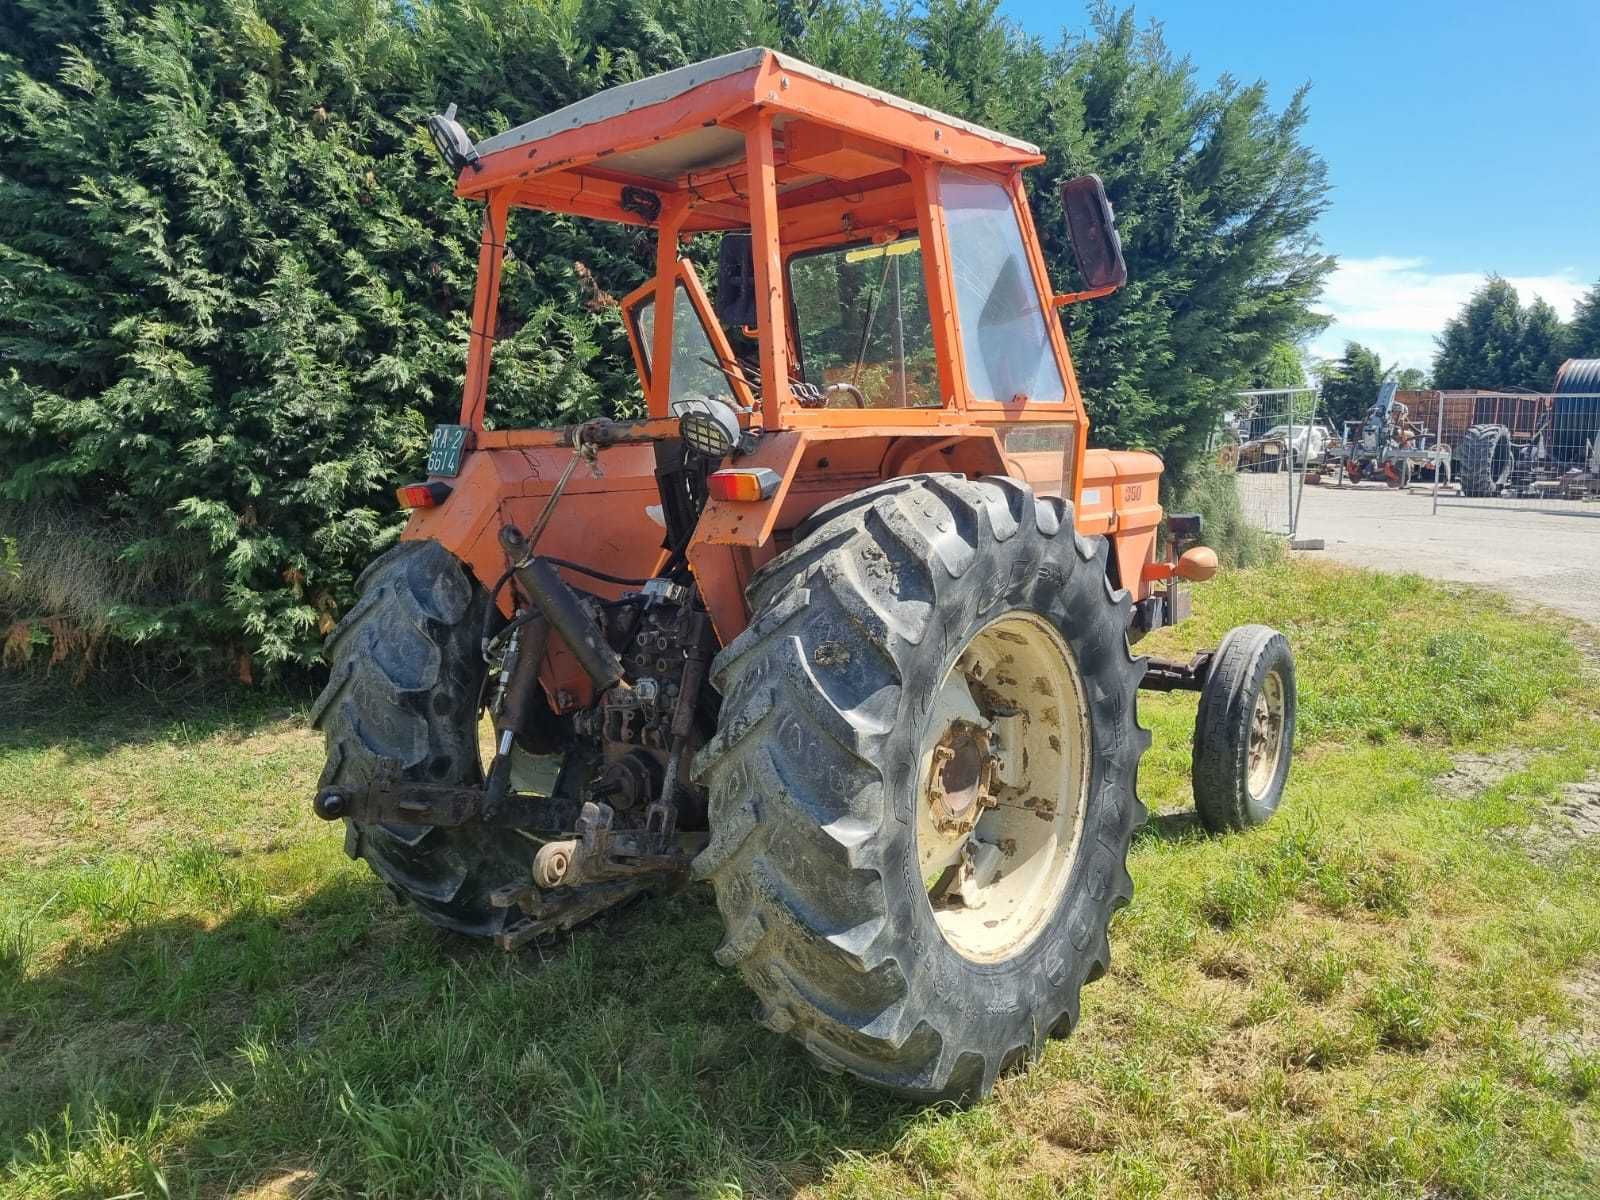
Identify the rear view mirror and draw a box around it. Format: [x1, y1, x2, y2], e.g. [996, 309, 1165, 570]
[714, 234, 758, 328]
[1060, 174, 1126, 293]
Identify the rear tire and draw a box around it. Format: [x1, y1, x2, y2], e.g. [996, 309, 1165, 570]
[1459, 424, 1512, 497]
[693, 475, 1148, 1099]
[311, 540, 530, 937]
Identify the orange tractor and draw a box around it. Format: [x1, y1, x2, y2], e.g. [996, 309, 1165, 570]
[311, 49, 1296, 1098]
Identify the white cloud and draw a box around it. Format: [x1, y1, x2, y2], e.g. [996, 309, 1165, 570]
[1307, 256, 1588, 372]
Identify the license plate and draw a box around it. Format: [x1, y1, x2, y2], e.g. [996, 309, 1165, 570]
[426, 424, 469, 477]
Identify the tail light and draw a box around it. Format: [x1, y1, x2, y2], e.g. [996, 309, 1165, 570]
[707, 468, 780, 502]
[396, 482, 453, 509]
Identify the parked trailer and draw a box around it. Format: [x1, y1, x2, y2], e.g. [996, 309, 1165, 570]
[1399, 390, 1549, 450]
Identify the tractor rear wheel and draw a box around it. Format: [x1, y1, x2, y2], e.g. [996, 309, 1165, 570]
[693, 475, 1148, 1099]
[311, 539, 530, 937]
[1459, 424, 1512, 497]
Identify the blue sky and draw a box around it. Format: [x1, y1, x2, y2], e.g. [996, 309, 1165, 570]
[1002, 0, 1600, 372]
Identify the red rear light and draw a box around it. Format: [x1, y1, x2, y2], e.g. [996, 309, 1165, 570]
[707, 468, 780, 502]
[396, 482, 453, 509]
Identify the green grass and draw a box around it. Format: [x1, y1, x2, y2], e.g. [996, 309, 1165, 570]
[2, 560, 1598, 1198]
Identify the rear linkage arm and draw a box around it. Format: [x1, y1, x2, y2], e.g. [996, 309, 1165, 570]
[312, 766, 706, 870]
[312, 760, 580, 829]
[314, 769, 709, 950]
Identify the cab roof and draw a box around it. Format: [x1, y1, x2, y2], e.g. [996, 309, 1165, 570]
[459, 47, 1043, 233]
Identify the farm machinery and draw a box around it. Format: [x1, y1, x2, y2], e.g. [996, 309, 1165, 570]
[1341, 378, 1451, 488]
[310, 49, 1297, 1099]
[1453, 360, 1600, 500]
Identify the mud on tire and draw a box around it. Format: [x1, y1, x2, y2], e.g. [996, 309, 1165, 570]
[311, 539, 530, 937]
[692, 474, 1149, 1099]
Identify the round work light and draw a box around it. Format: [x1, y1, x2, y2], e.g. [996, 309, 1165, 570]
[676, 397, 741, 459]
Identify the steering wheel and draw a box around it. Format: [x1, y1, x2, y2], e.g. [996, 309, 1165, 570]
[824, 381, 866, 409]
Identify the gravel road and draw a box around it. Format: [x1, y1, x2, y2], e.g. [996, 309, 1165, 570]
[1243, 476, 1600, 627]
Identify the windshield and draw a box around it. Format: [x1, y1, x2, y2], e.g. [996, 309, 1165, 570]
[787, 237, 940, 408]
[940, 168, 1065, 404]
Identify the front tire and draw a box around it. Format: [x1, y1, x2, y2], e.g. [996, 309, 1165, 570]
[692, 475, 1149, 1099]
[1192, 625, 1295, 833]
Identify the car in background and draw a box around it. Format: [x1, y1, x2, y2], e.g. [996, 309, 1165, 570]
[1235, 422, 1335, 472]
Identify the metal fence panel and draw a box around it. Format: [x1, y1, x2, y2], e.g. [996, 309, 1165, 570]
[1426, 385, 1600, 516]
[1224, 388, 1322, 537]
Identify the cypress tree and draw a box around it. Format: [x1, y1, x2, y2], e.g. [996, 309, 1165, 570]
[2, 0, 1334, 670]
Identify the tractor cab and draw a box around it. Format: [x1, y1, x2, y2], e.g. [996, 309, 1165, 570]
[416, 49, 1184, 642]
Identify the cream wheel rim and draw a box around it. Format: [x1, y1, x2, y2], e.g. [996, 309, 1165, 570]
[1247, 670, 1287, 800]
[915, 610, 1090, 963]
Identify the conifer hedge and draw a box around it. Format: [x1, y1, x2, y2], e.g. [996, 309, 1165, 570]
[0, 0, 1331, 672]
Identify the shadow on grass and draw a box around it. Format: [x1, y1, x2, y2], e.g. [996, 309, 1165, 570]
[0, 672, 317, 763]
[1134, 809, 1204, 845]
[2, 870, 926, 1197]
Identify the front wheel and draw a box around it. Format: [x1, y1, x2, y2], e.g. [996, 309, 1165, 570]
[693, 475, 1149, 1099]
[1192, 625, 1296, 832]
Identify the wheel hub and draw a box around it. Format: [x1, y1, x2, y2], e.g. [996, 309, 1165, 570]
[914, 610, 1090, 963]
[927, 719, 997, 834]
[1246, 669, 1286, 799]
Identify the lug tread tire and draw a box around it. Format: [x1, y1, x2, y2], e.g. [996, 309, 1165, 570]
[1459, 423, 1512, 498]
[1191, 625, 1296, 833]
[311, 540, 528, 937]
[693, 474, 1149, 1100]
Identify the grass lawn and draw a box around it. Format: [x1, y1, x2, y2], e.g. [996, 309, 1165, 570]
[2, 559, 1598, 1199]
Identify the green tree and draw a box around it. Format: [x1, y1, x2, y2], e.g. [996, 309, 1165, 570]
[0, 0, 761, 667]
[1567, 280, 1600, 360]
[1249, 342, 1308, 390]
[0, 0, 1334, 669]
[1516, 297, 1567, 390]
[1432, 275, 1571, 390]
[1035, 10, 1333, 477]
[1317, 342, 1386, 428]
[1395, 367, 1429, 390]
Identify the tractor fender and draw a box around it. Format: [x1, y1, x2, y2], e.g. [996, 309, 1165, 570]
[688, 427, 1007, 644]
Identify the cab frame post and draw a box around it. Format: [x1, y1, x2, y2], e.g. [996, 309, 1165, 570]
[459, 189, 513, 431]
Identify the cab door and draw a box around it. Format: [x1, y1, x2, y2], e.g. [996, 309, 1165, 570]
[623, 259, 755, 415]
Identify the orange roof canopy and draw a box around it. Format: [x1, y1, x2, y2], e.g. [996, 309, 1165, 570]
[457, 47, 1044, 236]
